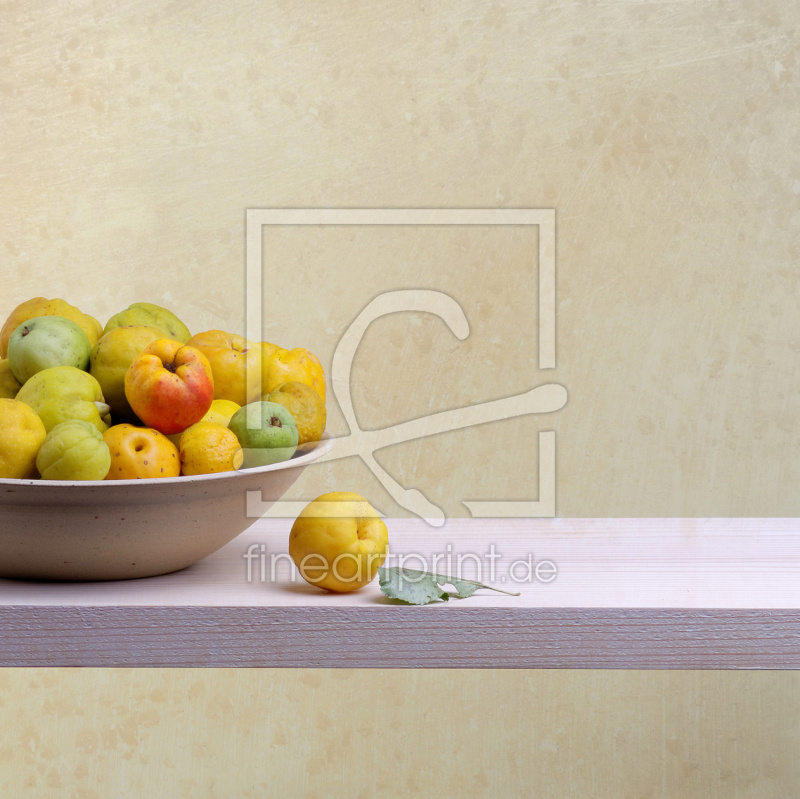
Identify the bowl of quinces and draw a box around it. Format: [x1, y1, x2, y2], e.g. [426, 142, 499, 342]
[0, 297, 333, 581]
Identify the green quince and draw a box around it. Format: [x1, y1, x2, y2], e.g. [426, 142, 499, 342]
[16, 366, 111, 433]
[36, 419, 111, 480]
[7, 315, 91, 383]
[228, 400, 299, 468]
[103, 302, 191, 343]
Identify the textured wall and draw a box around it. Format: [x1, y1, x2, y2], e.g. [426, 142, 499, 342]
[2, 0, 797, 517]
[0, 669, 798, 798]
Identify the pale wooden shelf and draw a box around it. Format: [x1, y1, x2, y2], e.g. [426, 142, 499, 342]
[0, 518, 798, 668]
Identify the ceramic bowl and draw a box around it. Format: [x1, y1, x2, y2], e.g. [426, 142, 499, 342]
[0, 435, 334, 581]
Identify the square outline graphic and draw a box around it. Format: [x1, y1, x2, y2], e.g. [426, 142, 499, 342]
[245, 208, 558, 518]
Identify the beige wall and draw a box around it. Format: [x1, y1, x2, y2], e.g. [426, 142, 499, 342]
[0, 669, 798, 798]
[3, 0, 797, 518]
[1, 1, 798, 795]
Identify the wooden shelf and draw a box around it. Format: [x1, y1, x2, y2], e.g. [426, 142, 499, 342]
[1, 518, 798, 668]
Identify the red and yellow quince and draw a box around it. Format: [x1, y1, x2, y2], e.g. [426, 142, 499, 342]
[124, 338, 214, 434]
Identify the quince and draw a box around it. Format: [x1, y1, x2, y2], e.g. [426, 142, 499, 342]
[8, 316, 91, 383]
[260, 343, 325, 403]
[266, 381, 326, 448]
[124, 339, 214, 435]
[103, 423, 180, 479]
[103, 302, 191, 344]
[89, 325, 165, 422]
[187, 330, 263, 406]
[289, 492, 389, 593]
[0, 360, 22, 399]
[36, 419, 111, 481]
[202, 398, 241, 427]
[16, 366, 111, 433]
[178, 421, 243, 476]
[0, 297, 102, 358]
[0, 398, 47, 479]
[228, 401, 298, 468]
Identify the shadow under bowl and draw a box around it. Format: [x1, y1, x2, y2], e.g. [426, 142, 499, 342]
[0, 435, 335, 581]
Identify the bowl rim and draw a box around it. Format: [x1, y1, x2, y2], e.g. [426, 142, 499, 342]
[0, 433, 335, 489]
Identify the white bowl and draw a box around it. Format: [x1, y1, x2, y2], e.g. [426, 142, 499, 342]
[0, 435, 334, 581]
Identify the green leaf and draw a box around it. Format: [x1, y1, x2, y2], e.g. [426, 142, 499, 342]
[378, 566, 520, 605]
